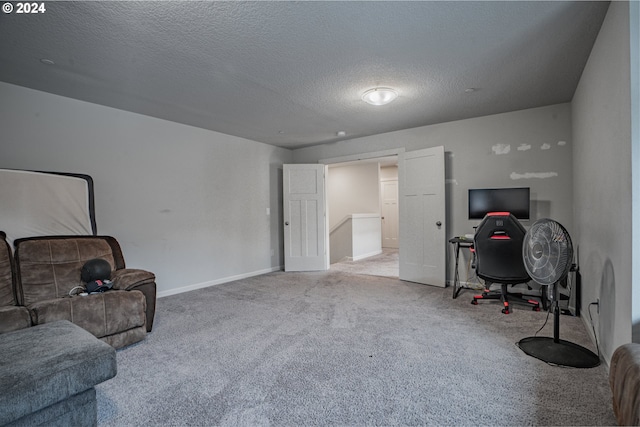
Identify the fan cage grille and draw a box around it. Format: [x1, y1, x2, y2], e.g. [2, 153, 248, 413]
[523, 219, 573, 286]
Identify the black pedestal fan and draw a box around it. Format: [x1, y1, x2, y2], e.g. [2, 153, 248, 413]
[517, 218, 600, 368]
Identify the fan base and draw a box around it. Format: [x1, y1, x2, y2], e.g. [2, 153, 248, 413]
[518, 336, 600, 368]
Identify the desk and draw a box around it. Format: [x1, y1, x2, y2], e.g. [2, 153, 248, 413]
[449, 237, 474, 299]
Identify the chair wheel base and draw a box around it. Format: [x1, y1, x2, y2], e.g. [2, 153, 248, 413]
[502, 308, 510, 314]
[471, 299, 478, 305]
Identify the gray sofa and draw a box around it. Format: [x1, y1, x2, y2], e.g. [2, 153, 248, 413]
[0, 232, 156, 349]
[0, 320, 117, 426]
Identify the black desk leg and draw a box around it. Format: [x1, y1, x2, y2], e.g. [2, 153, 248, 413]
[453, 243, 462, 299]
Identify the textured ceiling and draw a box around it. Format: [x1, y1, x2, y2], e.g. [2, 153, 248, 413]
[0, 1, 609, 149]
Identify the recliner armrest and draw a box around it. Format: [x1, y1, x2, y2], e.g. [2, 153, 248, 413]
[111, 268, 155, 291]
[110, 268, 157, 332]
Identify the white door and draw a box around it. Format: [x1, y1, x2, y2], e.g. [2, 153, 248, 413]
[398, 146, 446, 286]
[381, 179, 399, 248]
[283, 164, 329, 271]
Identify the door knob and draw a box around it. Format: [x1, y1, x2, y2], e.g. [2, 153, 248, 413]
[285, 221, 289, 226]
[436, 221, 442, 227]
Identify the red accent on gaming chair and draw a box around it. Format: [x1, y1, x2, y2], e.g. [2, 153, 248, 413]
[471, 212, 541, 314]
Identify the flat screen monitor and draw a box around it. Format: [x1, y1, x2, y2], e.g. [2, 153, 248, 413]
[468, 187, 530, 220]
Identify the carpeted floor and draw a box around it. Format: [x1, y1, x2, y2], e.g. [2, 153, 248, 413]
[330, 248, 399, 278]
[97, 265, 616, 426]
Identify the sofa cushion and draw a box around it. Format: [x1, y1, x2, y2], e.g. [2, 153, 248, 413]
[0, 320, 116, 426]
[28, 290, 146, 339]
[0, 231, 16, 307]
[0, 306, 31, 334]
[15, 238, 116, 306]
[6, 386, 96, 427]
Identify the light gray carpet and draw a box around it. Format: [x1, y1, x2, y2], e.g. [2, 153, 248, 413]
[330, 248, 399, 278]
[97, 268, 616, 426]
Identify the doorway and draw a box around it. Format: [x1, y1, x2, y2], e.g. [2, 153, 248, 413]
[326, 155, 399, 277]
[286, 146, 445, 286]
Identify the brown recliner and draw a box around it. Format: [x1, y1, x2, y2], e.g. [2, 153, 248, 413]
[0, 231, 31, 333]
[13, 235, 157, 349]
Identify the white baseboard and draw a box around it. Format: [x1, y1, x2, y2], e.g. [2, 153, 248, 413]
[157, 266, 282, 298]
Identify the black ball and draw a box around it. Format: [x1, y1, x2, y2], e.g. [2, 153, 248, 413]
[81, 258, 112, 282]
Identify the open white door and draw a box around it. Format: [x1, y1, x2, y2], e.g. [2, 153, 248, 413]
[283, 164, 329, 271]
[398, 146, 446, 286]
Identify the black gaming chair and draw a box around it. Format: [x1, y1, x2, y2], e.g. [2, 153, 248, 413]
[471, 212, 541, 314]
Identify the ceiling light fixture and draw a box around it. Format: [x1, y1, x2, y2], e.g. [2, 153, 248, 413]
[362, 87, 398, 106]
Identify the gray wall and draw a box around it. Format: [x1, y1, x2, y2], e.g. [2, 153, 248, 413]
[0, 82, 292, 296]
[633, 0, 640, 343]
[327, 162, 380, 230]
[294, 103, 574, 284]
[572, 1, 632, 363]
